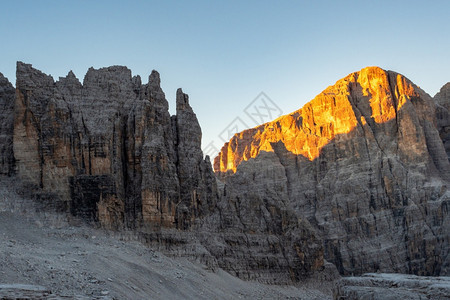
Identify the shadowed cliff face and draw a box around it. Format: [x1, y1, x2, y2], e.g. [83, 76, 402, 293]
[0, 73, 15, 175]
[434, 82, 450, 161]
[215, 67, 450, 276]
[13, 62, 215, 230]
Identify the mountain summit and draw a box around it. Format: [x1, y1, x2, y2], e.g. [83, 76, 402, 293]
[215, 66, 449, 177]
[214, 66, 450, 276]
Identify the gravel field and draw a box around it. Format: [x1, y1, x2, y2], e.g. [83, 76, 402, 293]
[0, 176, 334, 299]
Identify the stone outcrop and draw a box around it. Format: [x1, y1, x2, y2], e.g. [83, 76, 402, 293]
[215, 67, 450, 276]
[0, 73, 15, 175]
[7, 62, 324, 284]
[173, 88, 218, 229]
[0, 284, 53, 300]
[333, 273, 450, 300]
[435, 82, 450, 161]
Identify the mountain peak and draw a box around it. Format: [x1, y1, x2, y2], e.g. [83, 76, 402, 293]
[214, 67, 436, 173]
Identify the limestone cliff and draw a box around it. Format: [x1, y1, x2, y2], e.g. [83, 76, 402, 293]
[215, 67, 450, 276]
[10, 62, 448, 282]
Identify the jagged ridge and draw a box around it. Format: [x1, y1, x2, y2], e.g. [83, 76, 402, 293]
[12, 61, 215, 229]
[0, 62, 326, 284]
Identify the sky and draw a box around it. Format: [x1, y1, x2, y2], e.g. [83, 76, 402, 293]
[1, 0, 449, 159]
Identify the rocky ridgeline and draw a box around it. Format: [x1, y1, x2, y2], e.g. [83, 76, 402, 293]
[1, 63, 449, 284]
[215, 67, 450, 276]
[0, 63, 324, 284]
[12, 62, 216, 229]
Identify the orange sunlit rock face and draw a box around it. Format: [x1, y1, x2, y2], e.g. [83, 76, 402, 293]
[214, 67, 424, 173]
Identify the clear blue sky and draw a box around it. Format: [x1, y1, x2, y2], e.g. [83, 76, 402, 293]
[1, 0, 449, 158]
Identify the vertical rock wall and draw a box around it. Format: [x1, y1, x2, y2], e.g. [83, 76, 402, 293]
[435, 82, 450, 162]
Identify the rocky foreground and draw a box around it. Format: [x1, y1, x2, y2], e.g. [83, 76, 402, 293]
[1, 177, 448, 299]
[334, 273, 450, 300]
[0, 176, 334, 299]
